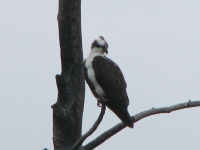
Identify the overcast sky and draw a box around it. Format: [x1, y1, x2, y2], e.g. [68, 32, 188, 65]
[0, 1, 200, 150]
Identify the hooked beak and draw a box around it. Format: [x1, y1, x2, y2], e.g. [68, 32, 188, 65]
[103, 47, 108, 55]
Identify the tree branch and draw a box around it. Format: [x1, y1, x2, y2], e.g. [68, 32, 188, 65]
[71, 104, 106, 150]
[83, 100, 200, 150]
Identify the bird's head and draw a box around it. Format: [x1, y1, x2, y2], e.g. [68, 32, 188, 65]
[91, 36, 109, 55]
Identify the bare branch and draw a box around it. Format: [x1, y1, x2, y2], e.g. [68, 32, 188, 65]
[134, 100, 200, 122]
[71, 104, 106, 150]
[83, 100, 200, 150]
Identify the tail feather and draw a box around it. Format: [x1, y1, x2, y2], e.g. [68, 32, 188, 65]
[107, 105, 134, 128]
[119, 109, 133, 128]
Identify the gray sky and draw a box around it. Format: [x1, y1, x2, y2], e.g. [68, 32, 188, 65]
[0, 1, 200, 150]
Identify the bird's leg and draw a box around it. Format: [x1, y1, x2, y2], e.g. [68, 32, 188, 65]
[97, 98, 102, 107]
[97, 97, 107, 107]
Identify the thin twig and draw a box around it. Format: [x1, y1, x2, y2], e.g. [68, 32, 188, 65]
[71, 104, 106, 150]
[83, 100, 200, 150]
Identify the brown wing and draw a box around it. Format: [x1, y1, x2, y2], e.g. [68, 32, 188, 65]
[92, 56, 133, 128]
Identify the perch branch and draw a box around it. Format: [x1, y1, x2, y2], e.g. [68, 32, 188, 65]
[71, 104, 106, 150]
[83, 100, 200, 150]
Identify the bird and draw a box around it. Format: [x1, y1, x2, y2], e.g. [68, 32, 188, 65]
[84, 36, 133, 128]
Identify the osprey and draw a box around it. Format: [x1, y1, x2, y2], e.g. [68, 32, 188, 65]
[84, 36, 133, 128]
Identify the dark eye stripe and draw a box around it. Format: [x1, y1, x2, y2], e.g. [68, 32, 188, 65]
[91, 37, 108, 49]
[91, 40, 104, 48]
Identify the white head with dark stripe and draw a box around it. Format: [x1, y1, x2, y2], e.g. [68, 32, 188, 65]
[91, 36, 109, 55]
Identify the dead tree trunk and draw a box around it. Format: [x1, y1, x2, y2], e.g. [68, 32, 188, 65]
[51, 0, 85, 150]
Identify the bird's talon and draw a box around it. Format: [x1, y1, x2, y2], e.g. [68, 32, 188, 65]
[97, 98, 105, 107]
[97, 101, 102, 107]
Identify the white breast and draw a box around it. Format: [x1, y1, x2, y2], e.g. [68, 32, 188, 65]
[85, 50, 106, 97]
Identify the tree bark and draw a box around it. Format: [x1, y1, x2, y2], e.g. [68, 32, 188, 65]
[51, 0, 84, 150]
